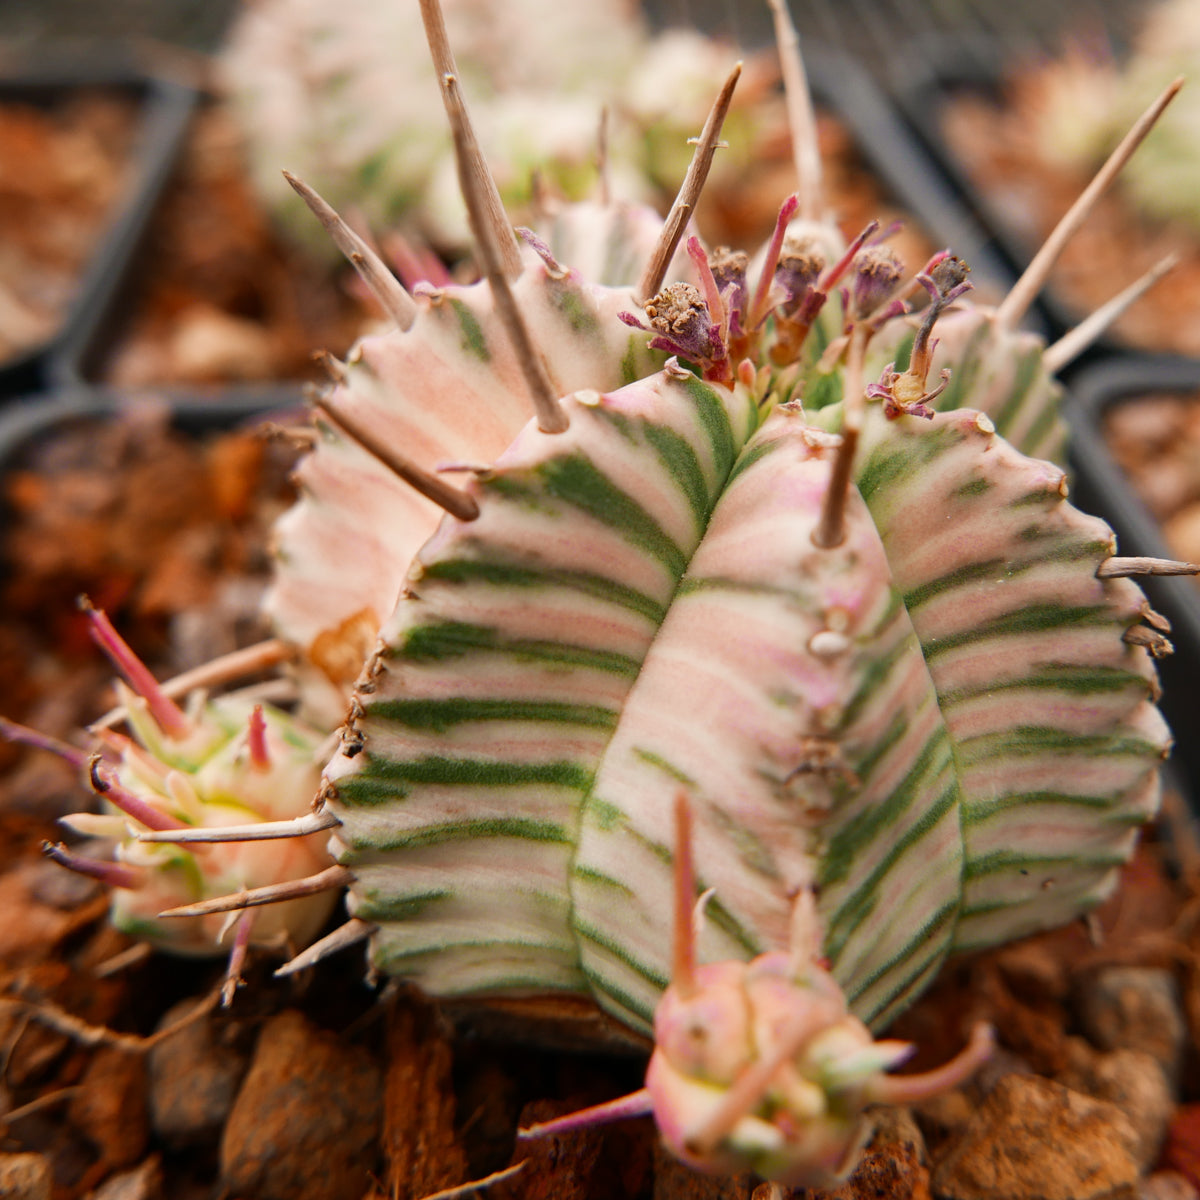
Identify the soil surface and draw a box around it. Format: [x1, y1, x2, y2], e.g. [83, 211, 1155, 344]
[0, 87, 138, 367]
[90, 104, 367, 389]
[939, 76, 1200, 355]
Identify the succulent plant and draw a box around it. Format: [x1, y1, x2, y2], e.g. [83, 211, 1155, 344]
[219, 0, 785, 258]
[8, 603, 336, 999]
[1012, 0, 1200, 234]
[15, 0, 1195, 1185]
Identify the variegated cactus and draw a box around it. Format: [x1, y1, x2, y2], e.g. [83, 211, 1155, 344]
[17, 0, 1196, 1186]
[11, 604, 337, 999]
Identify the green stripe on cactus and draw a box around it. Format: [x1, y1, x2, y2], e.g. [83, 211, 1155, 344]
[533, 455, 689, 574]
[571, 864, 636, 898]
[642, 423, 711, 530]
[446, 298, 490, 362]
[355, 816, 574, 852]
[421, 558, 667, 623]
[679, 374, 741, 474]
[855, 433, 963, 505]
[399, 622, 641, 676]
[953, 476, 994, 499]
[920, 604, 1124, 658]
[903, 560, 1008, 611]
[355, 888, 453, 922]
[960, 848, 1130, 881]
[991, 347, 1043, 438]
[962, 789, 1142, 819]
[364, 697, 619, 731]
[943, 664, 1155, 704]
[957, 727, 1163, 764]
[630, 747, 697, 788]
[722, 434, 783, 488]
[335, 755, 592, 802]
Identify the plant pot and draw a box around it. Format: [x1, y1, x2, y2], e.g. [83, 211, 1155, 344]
[50, 41, 1028, 403]
[892, 32, 1200, 362]
[1067, 354, 1200, 799]
[0, 385, 305, 755]
[804, 46, 1025, 314]
[0, 53, 196, 402]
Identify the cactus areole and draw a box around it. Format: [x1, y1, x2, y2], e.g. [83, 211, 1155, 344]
[20, 0, 1190, 1186]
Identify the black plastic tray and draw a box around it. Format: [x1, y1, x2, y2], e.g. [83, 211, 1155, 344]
[890, 33, 1134, 359]
[1066, 355, 1200, 797]
[49, 41, 1031, 400]
[0, 56, 197, 402]
[805, 45, 1028, 319]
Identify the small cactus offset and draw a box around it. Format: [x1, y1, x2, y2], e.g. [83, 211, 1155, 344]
[14, 0, 1196, 1186]
[24, 605, 338, 992]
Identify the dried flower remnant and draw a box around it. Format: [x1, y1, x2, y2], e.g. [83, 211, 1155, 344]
[867, 253, 973, 420]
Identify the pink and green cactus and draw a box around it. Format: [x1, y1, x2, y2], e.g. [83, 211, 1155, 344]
[9, 602, 336, 1000]
[11, 0, 1197, 1186]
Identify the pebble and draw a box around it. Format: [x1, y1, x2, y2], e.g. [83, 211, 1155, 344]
[810, 1106, 931, 1200]
[1141, 1173, 1200, 1200]
[0, 1153, 52, 1200]
[219, 1009, 383, 1200]
[1055, 1038, 1174, 1170]
[931, 1074, 1140, 1200]
[88, 1156, 163, 1200]
[1162, 1105, 1200, 1195]
[147, 1000, 249, 1148]
[1074, 967, 1187, 1089]
[67, 1046, 149, 1170]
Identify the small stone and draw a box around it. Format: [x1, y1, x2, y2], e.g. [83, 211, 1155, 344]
[496, 1097, 606, 1200]
[147, 1000, 250, 1148]
[814, 1106, 931, 1200]
[1162, 1105, 1200, 1194]
[912, 1088, 974, 1159]
[219, 1009, 383, 1200]
[931, 1074, 1139, 1200]
[652, 1139, 757, 1199]
[1055, 1038, 1173, 1170]
[1074, 967, 1187, 1088]
[1141, 1172, 1200, 1200]
[67, 1046, 149, 1170]
[89, 1156, 163, 1200]
[0, 1153, 52, 1200]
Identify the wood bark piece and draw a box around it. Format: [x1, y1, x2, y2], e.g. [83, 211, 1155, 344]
[381, 989, 469, 1200]
[220, 1009, 383, 1200]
